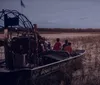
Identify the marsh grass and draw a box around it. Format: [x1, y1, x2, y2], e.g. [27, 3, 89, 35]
[0, 33, 100, 85]
[43, 34, 100, 85]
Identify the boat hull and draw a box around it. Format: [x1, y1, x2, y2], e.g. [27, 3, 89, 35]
[0, 50, 85, 85]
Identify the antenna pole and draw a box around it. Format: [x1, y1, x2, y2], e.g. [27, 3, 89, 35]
[33, 24, 39, 65]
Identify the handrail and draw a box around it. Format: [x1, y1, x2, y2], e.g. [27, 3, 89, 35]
[31, 51, 85, 71]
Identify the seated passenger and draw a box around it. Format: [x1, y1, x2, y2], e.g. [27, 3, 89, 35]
[39, 37, 46, 52]
[53, 38, 61, 51]
[63, 42, 72, 54]
[38, 37, 50, 53]
[62, 40, 68, 50]
[47, 41, 52, 50]
[44, 38, 52, 51]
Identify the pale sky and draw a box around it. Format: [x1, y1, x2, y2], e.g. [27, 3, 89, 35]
[0, 0, 100, 28]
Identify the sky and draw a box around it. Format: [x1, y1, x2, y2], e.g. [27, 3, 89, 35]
[0, 0, 100, 28]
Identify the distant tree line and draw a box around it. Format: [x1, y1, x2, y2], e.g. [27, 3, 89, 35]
[37, 28, 100, 33]
[0, 27, 100, 33]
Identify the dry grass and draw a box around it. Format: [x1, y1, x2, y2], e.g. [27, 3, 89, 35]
[41, 32, 100, 85]
[0, 32, 100, 85]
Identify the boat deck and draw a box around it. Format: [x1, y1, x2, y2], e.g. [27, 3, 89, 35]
[0, 50, 85, 73]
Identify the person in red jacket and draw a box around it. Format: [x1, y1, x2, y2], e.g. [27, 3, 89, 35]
[63, 42, 72, 54]
[53, 38, 61, 51]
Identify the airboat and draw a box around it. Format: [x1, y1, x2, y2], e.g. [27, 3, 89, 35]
[0, 9, 85, 85]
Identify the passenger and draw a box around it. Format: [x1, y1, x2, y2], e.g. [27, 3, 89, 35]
[39, 37, 46, 52]
[63, 42, 72, 54]
[39, 37, 50, 52]
[62, 40, 68, 50]
[42, 37, 52, 51]
[53, 38, 61, 51]
[47, 41, 52, 50]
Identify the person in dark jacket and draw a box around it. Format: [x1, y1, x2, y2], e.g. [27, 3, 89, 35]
[62, 40, 68, 50]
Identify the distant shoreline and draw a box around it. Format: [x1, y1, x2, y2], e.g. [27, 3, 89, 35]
[38, 28, 100, 34]
[1, 28, 100, 34]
